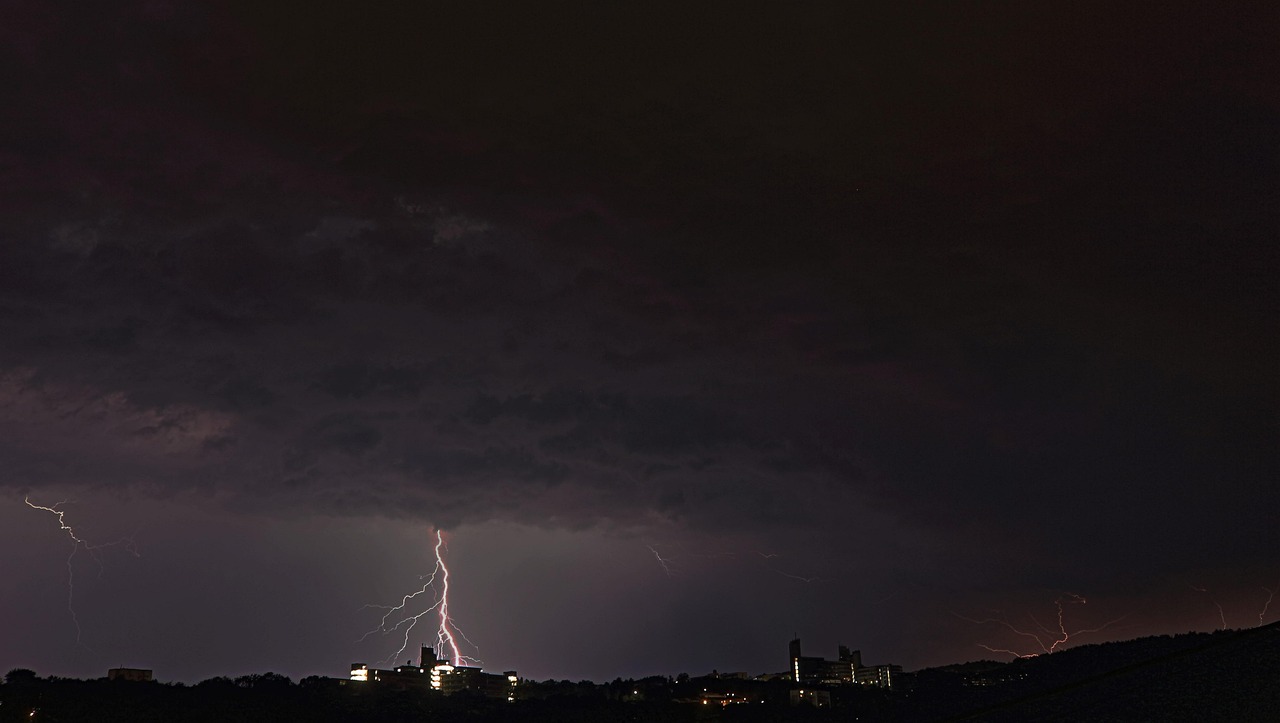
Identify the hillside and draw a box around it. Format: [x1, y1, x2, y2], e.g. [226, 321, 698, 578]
[2, 623, 1276, 721]
[900, 621, 1280, 721]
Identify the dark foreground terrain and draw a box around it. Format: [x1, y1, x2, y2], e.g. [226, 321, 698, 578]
[4, 623, 1277, 722]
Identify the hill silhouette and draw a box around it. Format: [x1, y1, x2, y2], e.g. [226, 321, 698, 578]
[902, 620, 1280, 721]
[2, 623, 1276, 721]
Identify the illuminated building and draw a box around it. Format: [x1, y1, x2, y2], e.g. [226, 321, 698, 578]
[347, 660, 433, 691]
[789, 638, 855, 685]
[855, 663, 901, 688]
[432, 664, 519, 699]
[789, 638, 901, 688]
[350, 645, 518, 700]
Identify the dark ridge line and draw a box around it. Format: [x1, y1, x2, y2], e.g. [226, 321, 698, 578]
[937, 620, 1280, 722]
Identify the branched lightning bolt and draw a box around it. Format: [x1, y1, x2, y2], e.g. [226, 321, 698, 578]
[356, 567, 439, 644]
[956, 593, 1125, 659]
[433, 530, 467, 666]
[360, 529, 478, 667]
[25, 497, 139, 645]
[953, 609, 1052, 659]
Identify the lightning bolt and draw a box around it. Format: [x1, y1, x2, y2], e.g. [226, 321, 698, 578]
[1189, 584, 1228, 630]
[433, 530, 465, 666]
[24, 497, 139, 645]
[360, 529, 478, 667]
[956, 593, 1125, 659]
[1257, 586, 1276, 627]
[753, 551, 819, 583]
[647, 545, 675, 577]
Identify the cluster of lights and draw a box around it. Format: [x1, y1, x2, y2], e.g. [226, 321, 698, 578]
[429, 663, 454, 690]
[700, 691, 750, 706]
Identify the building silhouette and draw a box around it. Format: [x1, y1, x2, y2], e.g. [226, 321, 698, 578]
[350, 646, 517, 700]
[107, 668, 153, 682]
[789, 638, 901, 688]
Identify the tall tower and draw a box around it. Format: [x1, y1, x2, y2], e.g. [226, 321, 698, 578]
[421, 645, 440, 668]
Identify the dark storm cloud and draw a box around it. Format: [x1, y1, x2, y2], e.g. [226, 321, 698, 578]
[465, 391, 751, 455]
[0, 33, 880, 536]
[312, 362, 432, 399]
[2, 0, 1276, 625]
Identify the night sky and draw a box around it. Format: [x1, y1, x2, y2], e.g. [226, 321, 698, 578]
[1, 2, 1276, 683]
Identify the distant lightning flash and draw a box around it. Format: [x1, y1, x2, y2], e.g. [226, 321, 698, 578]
[956, 593, 1125, 659]
[24, 497, 139, 645]
[644, 545, 743, 578]
[644, 545, 817, 583]
[775, 570, 819, 583]
[754, 551, 819, 583]
[360, 529, 477, 667]
[647, 545, 674, 577]
[1190, 584, 1228, 630]
[1259, 586, 1276, 627]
